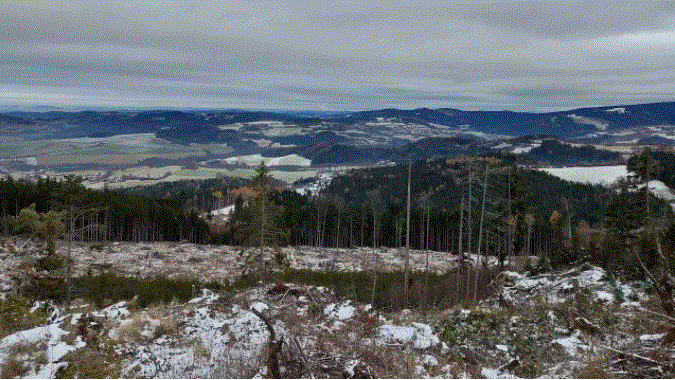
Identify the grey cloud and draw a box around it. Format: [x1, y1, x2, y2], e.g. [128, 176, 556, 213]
[1, 1, 675, 111]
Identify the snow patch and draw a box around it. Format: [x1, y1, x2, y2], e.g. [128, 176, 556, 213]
[567, 114, 609, 130]
[377, 322, 440, 349]
[539, 165, 628, 186]
[324, 301, 357, 321]
[223, 154, 311, 167]
[552, 330, 586, 357]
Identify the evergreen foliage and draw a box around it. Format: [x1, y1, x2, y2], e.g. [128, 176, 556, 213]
[0, 177, 211, 243]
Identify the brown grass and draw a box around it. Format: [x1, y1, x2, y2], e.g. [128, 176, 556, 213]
[118, 313, 148, 342]
[154, 318, 178, 338]
[1, 358, 29, 379]
[8, 342, 35, 358]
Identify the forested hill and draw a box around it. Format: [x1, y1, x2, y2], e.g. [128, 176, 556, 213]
[4, 101, 675, 145]
[323, 157, 615, 226]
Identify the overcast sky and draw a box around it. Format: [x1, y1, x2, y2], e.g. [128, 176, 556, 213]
[2, 1, 675, 112]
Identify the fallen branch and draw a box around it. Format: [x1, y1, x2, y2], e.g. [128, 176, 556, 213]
[251, 308, 283, 378]
[598, 345, 664, 366]
[639, 307, 675, 325]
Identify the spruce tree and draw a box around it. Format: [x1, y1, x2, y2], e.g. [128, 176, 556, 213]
[236, 162, 287, 284]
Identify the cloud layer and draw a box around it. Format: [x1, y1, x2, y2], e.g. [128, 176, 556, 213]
[1, 1, 675, 111]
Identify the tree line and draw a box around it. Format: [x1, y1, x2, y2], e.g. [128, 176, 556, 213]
[0, 177, 211, 244]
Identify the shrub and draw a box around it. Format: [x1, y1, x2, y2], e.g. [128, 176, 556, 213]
[232, 268, 497, 311]
[21, 272, 225, 307]
[154, 318, 177, 338]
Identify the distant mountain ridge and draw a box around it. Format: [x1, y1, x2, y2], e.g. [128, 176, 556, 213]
[0, 101, 673, 166]
[4, 101, 675, 140]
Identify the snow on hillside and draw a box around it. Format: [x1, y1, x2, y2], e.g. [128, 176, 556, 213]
[539, 165, 675, 209]
[224, 154, 311, 167]
[209, 204, 235, 217]
[567, 114, 609, 130]
[539, 165, 628, 186]
[54, 133, 162, 146]
[1, 252, 670, 378]
[512, 142, 541, 154]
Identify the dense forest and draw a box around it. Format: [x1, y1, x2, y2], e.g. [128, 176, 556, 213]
[522, 139, 622, 166]
[2, 151, 673, 274]
[0, 178, 211, 243]
[628, 150, 675, 189]
[214, 156, 674, 272]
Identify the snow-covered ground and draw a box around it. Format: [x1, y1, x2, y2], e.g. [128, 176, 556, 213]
[538, 165, 628, 186]
[538, 165, 675, 209]
[294, 171, 335, 196]
[52, 133, 163, 146]
[223, 154, 311, 167]
[0, 242, 480, 285]
[511, 142, 541, 154]
[1, 253, 669, 378]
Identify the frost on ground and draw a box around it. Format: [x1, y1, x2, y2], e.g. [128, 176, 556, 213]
[3, 241, 675, 378]
[1, 241, 472, 285]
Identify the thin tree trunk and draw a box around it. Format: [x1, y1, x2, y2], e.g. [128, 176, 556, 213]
[507, 172, 512, 269]
[467, 170, 473, 255]
[404, 159, 411, 309]
[424, 198, 430, 309]
[67, 204, 73, 308]
[475, 167, 488, 304]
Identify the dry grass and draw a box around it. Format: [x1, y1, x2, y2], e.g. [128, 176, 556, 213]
[1, 358, 29, 379]
[35, 351, 48, 366]
[8, 342, 35, 358]
[573, 358, 611, 379]
[191, 338, 211, 359]
[154, 318, 178, 338]
[118, 313, 148, 342]
[57, 348, 121, 378]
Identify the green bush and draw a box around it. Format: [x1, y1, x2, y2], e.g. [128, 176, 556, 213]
[233, 268, 497, 311]
[71, 273, 226, 308]
[19, 272, 225, 308]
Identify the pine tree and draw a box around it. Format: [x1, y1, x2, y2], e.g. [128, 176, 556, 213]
[236, 162, 288, 283]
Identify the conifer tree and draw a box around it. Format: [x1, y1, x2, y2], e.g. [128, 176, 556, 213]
[237, 162, 288, 283]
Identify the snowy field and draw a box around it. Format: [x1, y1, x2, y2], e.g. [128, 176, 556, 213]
[0, 246, 668, 378]
[223, 154, 311, 167]
[538, 165, 628, 186]
[0, 241, 502, 285]
[539, 165, 675, 209]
